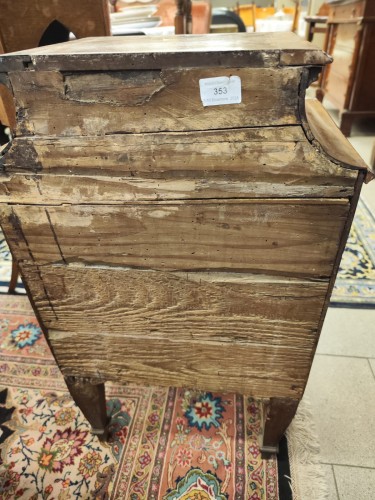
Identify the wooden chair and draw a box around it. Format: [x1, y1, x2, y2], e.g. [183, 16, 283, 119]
[234, 3, 256, 31]
[291, 0, 302, 33]
[0, 0, 110, 53]
[304, 3, 331, 42]
[235, 3, 300, 33]
[156, 0, 212, 35]
[212, 8, 247, 33]
[175, 0, 193, 34]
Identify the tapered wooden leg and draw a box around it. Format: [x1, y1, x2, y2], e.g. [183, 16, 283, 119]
[64, 376, 110, 440]
[8, 258, 19, 294]
[260, 397, 299, 459]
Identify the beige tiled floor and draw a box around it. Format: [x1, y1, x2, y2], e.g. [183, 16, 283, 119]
[304, 109, 375, 499]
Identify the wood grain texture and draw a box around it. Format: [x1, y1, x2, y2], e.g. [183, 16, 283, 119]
[0, 33, 332, 72]
[0, 126, 359, 202]
[11, 260, 328, 399]
[48, 331, 312, 398]
[8, 200, 349, 277]
[9, 67, 302, 136]
[0, 170, 357, 205]
[24, 265, 328, 344]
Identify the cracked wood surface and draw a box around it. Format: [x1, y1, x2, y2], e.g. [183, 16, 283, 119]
[2, 200, 349, 277]
[0, 126, 358, 203]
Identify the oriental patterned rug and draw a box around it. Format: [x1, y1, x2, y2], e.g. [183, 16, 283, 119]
[0, 295, 282, 500]
[0, 295, 328, 500]
[330, 198, 375, 307]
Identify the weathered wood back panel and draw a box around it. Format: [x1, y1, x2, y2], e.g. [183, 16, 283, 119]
[0, 33, 371, 449]
[10, 67, 303, 136]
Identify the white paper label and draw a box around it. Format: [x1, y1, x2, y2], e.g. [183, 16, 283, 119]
[199, 76, 242, 107]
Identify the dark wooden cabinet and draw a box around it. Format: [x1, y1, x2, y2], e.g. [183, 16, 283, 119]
[319, 0, 375, 136]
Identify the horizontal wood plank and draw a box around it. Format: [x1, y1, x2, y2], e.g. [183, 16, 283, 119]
[48, 332, 315, 398]
[0, 126, 358, 202]
[10, 67, 301, 136]
[25, 265, 328, 345]
[0, 170, 356, 204]
[7, 200, 349, 277]
[0, 33, 332, 72]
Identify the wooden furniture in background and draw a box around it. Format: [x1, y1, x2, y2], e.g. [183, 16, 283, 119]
[0, 0, 111, 293]
[0, 0, 110, 52]
[0, 84, 15, 131]
[175, 0, 192, 34]
[235, 3, 301, 33]
[212, 8, 247, 33]
[305, 15, 327, 41]
[156, 0, 211, 34]
[318, 0, 375, 136]
[0, 33, 372, 455]
[305, 2, 331, 42]
[235, 3, 257, 31]
[371, 140, 375, 172]
[291, 0, 302, 33]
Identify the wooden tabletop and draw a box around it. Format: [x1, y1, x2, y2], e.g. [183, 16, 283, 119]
[0, 32, 332, 72]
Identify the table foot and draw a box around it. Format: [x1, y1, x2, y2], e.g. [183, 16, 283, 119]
[260, 397, 299, 459]
[64, 375, 110, 439]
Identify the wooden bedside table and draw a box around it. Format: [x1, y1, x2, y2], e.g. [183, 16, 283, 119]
[0, 33, 372, 456]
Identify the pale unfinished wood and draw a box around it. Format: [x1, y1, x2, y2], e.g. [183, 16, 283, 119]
[0, 126, 358, 203]
[0, 170, 357, 205]
[6, 200, 349, 277]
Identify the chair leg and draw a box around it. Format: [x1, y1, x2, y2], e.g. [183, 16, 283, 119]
[8, 258, 19, 294]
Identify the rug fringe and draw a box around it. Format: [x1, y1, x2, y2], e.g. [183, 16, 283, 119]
[286, 398, 329, 500]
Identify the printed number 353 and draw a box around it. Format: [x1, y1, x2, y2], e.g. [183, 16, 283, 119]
[213, 87, 228, 95]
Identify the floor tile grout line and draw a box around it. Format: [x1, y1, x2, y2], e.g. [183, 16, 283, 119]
[367, 359, 375, 381]
[321, 462, 375, 470]
[331, 464, 341, 500]
[317, 353, 375, 360]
